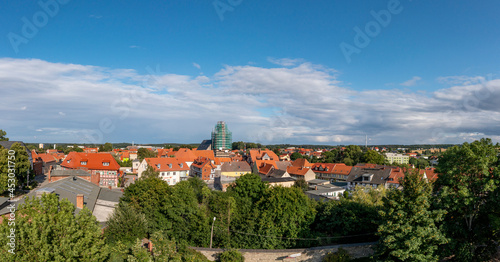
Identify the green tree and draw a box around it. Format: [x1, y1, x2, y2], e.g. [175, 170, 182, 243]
[140, 166, 160, 179]
[64, 145, 84, 154]
[99, 142, 113, 152]
[290, 152, 302, 161]
[253, 186, 317, 249]
[138, 148, 157, 160]
[293, 178, 309, 192]
[376, 170, 447, 261]
[434, 138, 500, 261]
[0, 146, 10, 193]
[0, 143, 31, 190]
[341, 145, 363, 165]
[361, 150, 387, 165]
[219, 249, 244, 262]
[104, 202, 148, 245]
[121, 178, 209, 247]
[0, 129, 8, 141]
[349, 185, 387, 207]
[0, 193, 108, 261]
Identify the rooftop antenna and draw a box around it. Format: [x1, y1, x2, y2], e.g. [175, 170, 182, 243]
[365, 135, 368, 149]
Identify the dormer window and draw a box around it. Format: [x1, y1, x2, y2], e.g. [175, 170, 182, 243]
[103, 162, 110, 166]
[67, 160, 71, 163]
[169, 164, 172, 168]
[180, 163, 183, 168]
[156, 164, 161, 169]
[80, 161, 87, 165]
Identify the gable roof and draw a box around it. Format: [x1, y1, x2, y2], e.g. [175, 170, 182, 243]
[287, 166, 313, 176]
[172, 148, 197, 162]
[145, 158, 189, 172]
[249, 149, 279, 163]
[197, 140, 212, 150]
[347, 166, 392, 185]
[25, 176, 122, 215]
[221, 161, 251, 173]
[61, 152, 120, 171]
[194, 150, 215, 160]
[291, 158, 312, 168]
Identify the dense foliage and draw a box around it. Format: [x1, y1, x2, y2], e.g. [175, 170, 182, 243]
[376, 170, 447, 261]
[0, 194, 108, 261]
[434, 138, 500, 261]
[218, 249, 245, 262]
[0, 142, 32, 194]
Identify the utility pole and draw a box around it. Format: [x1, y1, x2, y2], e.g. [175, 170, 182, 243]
[210, 217, 216, 248]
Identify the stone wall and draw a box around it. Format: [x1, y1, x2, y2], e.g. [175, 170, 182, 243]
[191, 242, 375, 261]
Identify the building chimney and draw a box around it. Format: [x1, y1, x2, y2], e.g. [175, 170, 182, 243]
[315, 186, 317, 190]
[149, 240, 153, 253]
[91, 172, 100, 185]
[76, 194, 84, 209]
[48, 166, 52, 182]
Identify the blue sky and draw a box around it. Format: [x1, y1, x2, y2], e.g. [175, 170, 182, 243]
[1, 0, 500, 145]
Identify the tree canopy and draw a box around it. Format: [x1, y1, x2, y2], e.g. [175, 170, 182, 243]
[0, 194, 108, 261]
[434, 138, 500, 261]
[0, 129, 8, 141]
[376, 170, 447, 261]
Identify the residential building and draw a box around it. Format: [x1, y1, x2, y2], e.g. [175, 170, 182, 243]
[190, 157, 217, 181]
[220, 161, 252, 177]
[346, 166, 393, 190]
[137, 158, 189, 185]
[61, 152, 120, 187]
[286, 166, 316, 181]
[385, 153, 410, 165]
[305, 184, 346, 201]
[30, 176, 122, 224]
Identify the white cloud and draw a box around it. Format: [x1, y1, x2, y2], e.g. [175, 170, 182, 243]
[437, 75, 486, 85]
[193, 62, 201, 69]
[400, 76, 422, 87]
[1, 58, 499, 145]
[267, 57, 304, 67]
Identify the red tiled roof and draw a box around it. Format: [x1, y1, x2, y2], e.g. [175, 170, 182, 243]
[311, 163, 336, 173]
[37, 153, 58, 163]
[61, 152, 120, 171]
[291, 158, 312, 168]
[259, 163, 274, 175]
[249, 149, 279, 163]
[145, 158, 189, 172]
[332, 164, 352, 175]
[173, 148, 198, 162]
[287, 166, 310, 176]
[194, 150, 215, 160]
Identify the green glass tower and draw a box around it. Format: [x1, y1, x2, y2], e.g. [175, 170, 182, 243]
[211, 121, 232, 150]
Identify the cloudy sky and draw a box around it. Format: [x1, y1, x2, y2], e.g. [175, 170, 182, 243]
[0, 1, 499, 145]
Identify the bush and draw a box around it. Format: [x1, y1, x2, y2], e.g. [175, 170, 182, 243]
[323, 247, 351, 262]
[219, 249, 244, 262]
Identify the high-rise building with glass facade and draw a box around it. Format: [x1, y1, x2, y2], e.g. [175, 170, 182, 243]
[211, 121, 232, 150]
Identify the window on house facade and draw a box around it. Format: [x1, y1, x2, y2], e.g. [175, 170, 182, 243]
[81, 161, 87, 165]
[103, 162, 110, 166]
